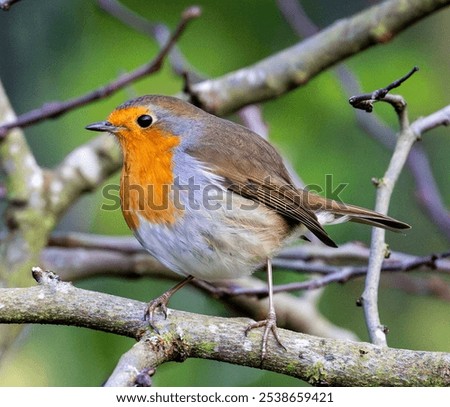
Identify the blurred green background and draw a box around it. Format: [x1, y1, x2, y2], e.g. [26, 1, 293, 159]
[0, 0, 449, 386]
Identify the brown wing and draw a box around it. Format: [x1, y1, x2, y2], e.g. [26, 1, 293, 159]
[184, 115, 338, 247]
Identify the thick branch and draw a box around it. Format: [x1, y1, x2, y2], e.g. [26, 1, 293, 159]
[49, 134, 121, 218]
[0, 80, 50, 355]
[0, 271, 448, 386]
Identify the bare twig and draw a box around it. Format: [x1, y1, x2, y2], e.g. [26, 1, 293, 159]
[350, 71, 417, 346]
[349, 67, 419, 112]
[233, 251, 450, 296]
[343, 72, 450, 242]
[408, 145, 450, 240]
[360, 101, 450, 345]
[0, 183, 6, 199]
[411, 104, 450, 134]
[385, 273, 450, 302]
[48, 232, 142, 253]
[0, 6, 201, 138]
[342, 71, 450, 241]
[97, 0, 205, 82]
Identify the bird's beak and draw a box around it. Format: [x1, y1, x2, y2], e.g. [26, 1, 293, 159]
[85, 121, 119, 133]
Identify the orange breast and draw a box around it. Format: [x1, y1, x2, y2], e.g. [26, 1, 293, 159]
[118, 125, 182, 230]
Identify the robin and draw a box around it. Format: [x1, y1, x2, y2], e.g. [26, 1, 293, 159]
[86, 95, 409, 359]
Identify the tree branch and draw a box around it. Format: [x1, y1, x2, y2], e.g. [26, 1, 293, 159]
[0, 80, 49, 356]
[189, 0, 450, 115]
[0, 6, 201, 138]
[40, 245, 358, 341]
[0, 268, 448, 386]
[105, 341, 158, 387]
[97, 0, 205, 82]
[359, 100, 450, 343]
[411, 104, 450, 134]
[38, 234, 450, 342]
[1, 0, 448, 136]
[349, 71, 417, 346]
[278, 0, 450, 243]
[49, 134, 121, 218]
[44, 232, 450, 280]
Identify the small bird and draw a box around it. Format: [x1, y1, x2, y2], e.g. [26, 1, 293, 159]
[86, 95, 409, 359]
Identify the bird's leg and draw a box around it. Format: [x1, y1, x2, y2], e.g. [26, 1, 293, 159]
[145, 275, 194, 332]
[244, 258, 286, 361]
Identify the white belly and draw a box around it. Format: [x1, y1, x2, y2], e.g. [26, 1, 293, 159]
[134, 189, 298, 281]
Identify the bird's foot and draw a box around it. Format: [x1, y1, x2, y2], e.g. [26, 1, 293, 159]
[245, 309, 286, 362]
[144, 293, 171, 334]
[143, 275, 195, 333]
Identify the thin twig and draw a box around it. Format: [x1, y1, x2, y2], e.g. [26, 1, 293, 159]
[0, 184, 6, 199]
[349, 67, 419, 112]
[408, 145, 450, 239]
[411, 104, 450, 134]
[97, 0, 205, 82]
[0, 6, 201, 138]
[350, 71, 418, 346]
[360, 100, 450, 345]
[344, 72, 450, 241]
[41, 232, 450, 299]
[338, 62, 450, 242]
[230, 252, 450, 297]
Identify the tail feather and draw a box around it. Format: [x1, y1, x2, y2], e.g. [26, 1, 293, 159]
[331, 205, 411, 231]
[300, 190, 411, 232]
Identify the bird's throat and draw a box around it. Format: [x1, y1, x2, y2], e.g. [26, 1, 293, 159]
[119, 129, 181, 229]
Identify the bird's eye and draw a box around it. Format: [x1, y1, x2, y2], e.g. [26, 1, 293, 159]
[136, 114, 153, 128]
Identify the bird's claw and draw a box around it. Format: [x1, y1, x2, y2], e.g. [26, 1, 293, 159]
[245, 311, 286, 362]
[144, 295, 170, 333]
